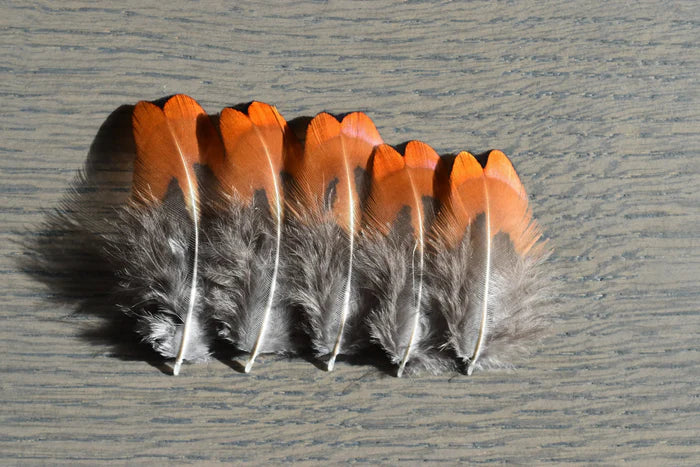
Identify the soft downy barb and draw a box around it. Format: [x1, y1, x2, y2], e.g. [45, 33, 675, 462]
[284, 112, 382, 370]
[128, 95, 219, 375]
[360, 142, 446, 377]
[204, 102, 300, 372]
[433, 150, 550, 375]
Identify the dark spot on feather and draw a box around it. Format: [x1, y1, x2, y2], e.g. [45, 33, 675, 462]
[324, 177, 338, 211]
[354, 166, 370, 205]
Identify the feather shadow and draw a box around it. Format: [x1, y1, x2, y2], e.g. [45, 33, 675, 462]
[16, 104, 161, 361]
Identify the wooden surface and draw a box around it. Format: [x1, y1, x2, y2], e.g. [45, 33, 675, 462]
[2, 1, 698, 464]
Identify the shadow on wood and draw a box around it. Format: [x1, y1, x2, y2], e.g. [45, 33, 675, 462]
[16, 104, 159, 362]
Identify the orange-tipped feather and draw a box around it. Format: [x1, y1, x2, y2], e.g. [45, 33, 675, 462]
[365, 141, 440, 236]
[214, 102, 302, 214]
[126, 95, 219, 375]
[361, 142, 450, 376]
[448, 150, 537, 254]
[439, 151, 483, 247]
[132, 94, 216, 214]
[204, 102, 301, 372]
[431, 149, 549, 375]
[285, 111, 383, 370]
[290, 112, 382, 230]
[483, 150, 539, 254]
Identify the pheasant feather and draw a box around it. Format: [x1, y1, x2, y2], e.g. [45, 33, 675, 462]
[285, 112, 382, 370]
[104, 95, 220, 374]
[430, 150, 551, 374]
[203, 102, 301, 371]
[360, 142, 453, 376]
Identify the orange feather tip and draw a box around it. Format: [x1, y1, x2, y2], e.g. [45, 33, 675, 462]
[291, 110, 383, 227]
[449, 151, 482, 188]
[483, 149, 528, 201]
[403, 140, 440, 170]
[370, 144, 404, 181]
[304, 112, 341, 153]
[370, 141, 440, 181]
[219, 101, 287, 130]
[365, 140, 441, 237]
[130, 94, 221, 220]
[304, 111, 383, 153]
[449, 149, 527, 199]
[214, 101, 294, 211]
[162, 94, 207, 120]
[339, 112, 383, 147]
[443, 149, 537, 255]
[131, 101, 166, 202]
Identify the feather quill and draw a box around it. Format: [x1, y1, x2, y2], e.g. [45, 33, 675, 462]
[430, 150, 550, 375]
[359, 142, 453, 376]
[106, 94, 220, 375]
[203, 102, 301, 372]
[285, 112, 382, 370]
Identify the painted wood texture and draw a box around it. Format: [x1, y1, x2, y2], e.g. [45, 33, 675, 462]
[2, 1, 698, 463]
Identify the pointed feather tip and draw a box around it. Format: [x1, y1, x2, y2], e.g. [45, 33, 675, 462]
[327, 354, 337, 371]
[243, 358, 255, 374]
[396, 361, 406, 378]
[451, 151, 482, 188]
[466, 361, 475, 376]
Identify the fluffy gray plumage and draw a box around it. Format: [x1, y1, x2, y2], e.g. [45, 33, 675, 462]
[358, 228, 456, 376]
[428, 216, 552, 374]
[101, 197, 212, 363]
[284, 212, 369, 364]
[202, 198, 294, 358]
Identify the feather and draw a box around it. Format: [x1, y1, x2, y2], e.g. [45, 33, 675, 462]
[285, 112, 382, 370]
[203, 102, 302, 372]
[106, 94, 220, 375]
[430, 150, 551, 375]
[359, 142, 454, 376]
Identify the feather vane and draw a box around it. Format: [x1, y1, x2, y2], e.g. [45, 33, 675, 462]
[285, 112, 382, 370]
[204, 102, 301, 372]
[361, 141, 448, 376]
[432, 150, 549, 375]
[126, 94, 218, 375]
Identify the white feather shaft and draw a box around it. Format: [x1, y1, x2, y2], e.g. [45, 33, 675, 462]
[467, 180, 491, 376]
[327, 142, 355, 371]
[244, 140, 282, 373]
[172, 135, 199, 377]
[397, 186, 425, 377]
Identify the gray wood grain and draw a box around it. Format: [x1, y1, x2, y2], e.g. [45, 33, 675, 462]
[2, 0, 698, 464]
